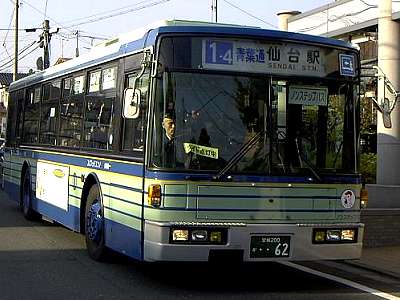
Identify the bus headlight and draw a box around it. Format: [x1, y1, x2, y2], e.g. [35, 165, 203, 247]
[326, 230, 341, 241]
[191, 230, 208, 241]
[314, 230, 326, 242]
[341, 229, 356, 241]
[209, 231, 222, 243]
[360, 187, 368, 209]
[172, 229, 189, 241]
[170, 228, 227, 244]
[313, 228, 357, 243]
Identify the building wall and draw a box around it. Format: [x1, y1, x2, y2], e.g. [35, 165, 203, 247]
[361, 209, 400, 247]
[0, 87, 8, 138]
[288, 0, 400, 37]
[287, 0, 400, 247]
[0, 117, 5, 138]
[0, 87, 8, 109]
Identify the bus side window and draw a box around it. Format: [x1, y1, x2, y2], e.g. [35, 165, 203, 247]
[122, 71, 148, 152]
[6, 90, 24, 146]
[83, 67, 116, 151]
[22, 86, 41, 144]
[59, 76, 84, 148]
[40, 80, 60, 145]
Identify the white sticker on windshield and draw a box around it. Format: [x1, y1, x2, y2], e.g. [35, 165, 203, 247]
[183, 143, 219, 159]
[288, 86, 328, 106]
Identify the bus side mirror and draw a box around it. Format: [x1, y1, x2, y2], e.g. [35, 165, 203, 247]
[123, 88, 141, 119]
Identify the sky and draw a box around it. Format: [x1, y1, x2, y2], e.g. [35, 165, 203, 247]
[0, 0, 332, 73]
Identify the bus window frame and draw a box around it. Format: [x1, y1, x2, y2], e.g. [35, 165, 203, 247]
[118, 51, 148, 160]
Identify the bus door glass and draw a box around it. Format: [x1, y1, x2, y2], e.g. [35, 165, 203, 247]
[271, 80, 356, 176]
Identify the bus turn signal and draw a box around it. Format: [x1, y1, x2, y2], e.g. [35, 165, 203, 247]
[148, 184, 161, 207]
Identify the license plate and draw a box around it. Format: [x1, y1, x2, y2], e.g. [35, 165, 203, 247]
[250, 236, 291, 258]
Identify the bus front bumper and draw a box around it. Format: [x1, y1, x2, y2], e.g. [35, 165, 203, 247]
[143, 220, 364, 262]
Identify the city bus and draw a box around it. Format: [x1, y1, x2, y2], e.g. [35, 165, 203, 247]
[2, 20, 363, 262]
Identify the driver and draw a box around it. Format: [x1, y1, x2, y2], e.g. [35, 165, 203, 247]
[162, 113, 176, 167]
[162, 113, 176, 141]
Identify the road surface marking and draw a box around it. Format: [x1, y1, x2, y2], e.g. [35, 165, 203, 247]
[281, 261, 400, 300]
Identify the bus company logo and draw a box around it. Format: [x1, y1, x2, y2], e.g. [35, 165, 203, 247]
[86, 159, 102, 169]
[341, 190, 355, 208]
[53, 169, 65, 178]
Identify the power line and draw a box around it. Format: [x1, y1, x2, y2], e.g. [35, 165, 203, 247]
[43, 0, 49, 21]
[61, 0, 158, 27]
[63, 0, 173, 29]
[0, 28, 40, 31]
[2, 7, 15, 46]
[0, 41, 36, 65]
[1, 38, 37, 43]
[1, 11, 14, 64]
[221, 0, 277, 29]
[359, 0, 376, 7]
[21, 0, 74, 35]
[0, 45, 40, 72]
[297, 0, 377, 33]
[0, 45, 13, 59]
[1, 44, 39, 70]
[79, 30, 111, 39]
[0, 41, 38, 71]
[20, 0, 92, 47]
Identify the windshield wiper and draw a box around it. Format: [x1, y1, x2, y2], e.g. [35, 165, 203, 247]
[213, 130, 264, 181]
[294, 137, 322, 182]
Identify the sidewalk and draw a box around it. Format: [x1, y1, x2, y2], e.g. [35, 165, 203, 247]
[345, 246, 400, 279]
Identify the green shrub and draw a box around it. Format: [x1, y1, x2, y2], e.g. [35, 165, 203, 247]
[360, 152, 376, 184]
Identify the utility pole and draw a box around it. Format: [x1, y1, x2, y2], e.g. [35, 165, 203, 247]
[13, 0, 19, 81]
[38, 20, 58, 69]
[43, 19, 50, 69]
[75, 30, 79, 57]
[211, 0, 218, 23]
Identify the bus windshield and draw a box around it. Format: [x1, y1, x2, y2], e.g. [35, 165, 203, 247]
[150, 36, 358, 177]
[151, 71, 356, 176]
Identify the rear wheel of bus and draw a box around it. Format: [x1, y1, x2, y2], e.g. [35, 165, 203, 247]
[85, 185, 109, 261]
[21, 169, 41, 221]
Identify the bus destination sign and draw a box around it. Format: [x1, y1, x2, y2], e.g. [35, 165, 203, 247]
[202, 39, 327, 77]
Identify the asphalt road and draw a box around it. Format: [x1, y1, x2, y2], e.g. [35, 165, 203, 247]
[0, 189, 398, 300]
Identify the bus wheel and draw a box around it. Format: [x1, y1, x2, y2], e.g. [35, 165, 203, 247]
[85, 185, 108, 261]
[21, 169, 41, 220]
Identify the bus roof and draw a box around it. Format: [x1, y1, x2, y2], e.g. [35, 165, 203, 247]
[10, 19, 357, 91]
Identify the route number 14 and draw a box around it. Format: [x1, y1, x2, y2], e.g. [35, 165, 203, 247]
[205, 40, 233, 65]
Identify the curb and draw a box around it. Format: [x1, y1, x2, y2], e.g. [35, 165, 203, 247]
[344, 260, 400, 280]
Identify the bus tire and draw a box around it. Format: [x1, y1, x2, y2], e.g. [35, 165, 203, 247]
[85, 185, 108, 261]
[21, 169, 41, 221]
